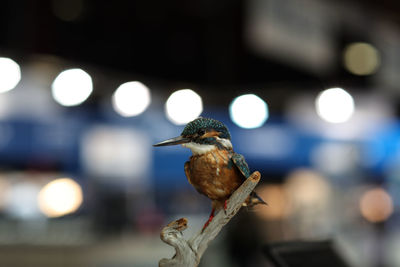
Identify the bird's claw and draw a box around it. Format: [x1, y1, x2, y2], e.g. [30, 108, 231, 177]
[223, 200, 228, 214]
[202, 216, 213, 232]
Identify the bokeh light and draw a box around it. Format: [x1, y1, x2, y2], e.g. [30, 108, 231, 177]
[229, 94, 268, 129]
[81, 126, 151, 181]
[38, 178, 83, 218]
[360, 187, 393, 223]
[315, 88, 354, 123]
[51, 68, 93, 106]
[112, 81, 151, 117]
[0, 57, 21, 93]
[343, 42, 380, 76]
[285, 168, 331, 207]
[165, 89, 203, 125]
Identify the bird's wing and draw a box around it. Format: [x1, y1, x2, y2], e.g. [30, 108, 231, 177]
[231, 153, 251, 179]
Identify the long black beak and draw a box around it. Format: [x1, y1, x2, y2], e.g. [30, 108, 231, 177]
[153, 136, 191, 147]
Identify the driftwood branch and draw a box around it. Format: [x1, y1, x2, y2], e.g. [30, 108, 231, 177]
[159, 171, 261, 267]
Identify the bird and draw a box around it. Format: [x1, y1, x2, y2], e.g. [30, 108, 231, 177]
[153, 117, 266, 231]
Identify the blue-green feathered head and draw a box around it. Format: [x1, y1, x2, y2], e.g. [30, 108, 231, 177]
[181, 117, 231, 140]
[153, 117, 232, 148]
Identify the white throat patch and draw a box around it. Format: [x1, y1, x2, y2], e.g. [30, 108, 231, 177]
[182, 142, 216, 155]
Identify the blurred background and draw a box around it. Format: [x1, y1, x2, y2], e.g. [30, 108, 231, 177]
[0, 0, 399, 266]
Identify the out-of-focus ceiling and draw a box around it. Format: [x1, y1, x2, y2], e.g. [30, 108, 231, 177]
[0, 0, 398, 98]
[0, 1, 329, 86]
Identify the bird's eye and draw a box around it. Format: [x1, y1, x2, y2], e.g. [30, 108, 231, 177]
[198, 129, 206, 136]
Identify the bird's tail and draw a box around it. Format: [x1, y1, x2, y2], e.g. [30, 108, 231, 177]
[243, 191, 267, 207]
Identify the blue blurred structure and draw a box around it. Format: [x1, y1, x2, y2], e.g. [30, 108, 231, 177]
[1, 109, 399, 186]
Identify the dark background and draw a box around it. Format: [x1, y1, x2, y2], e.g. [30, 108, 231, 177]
[0, 1, 399, 267]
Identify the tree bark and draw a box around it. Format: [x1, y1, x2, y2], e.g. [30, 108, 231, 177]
[159, 171, 261, 267]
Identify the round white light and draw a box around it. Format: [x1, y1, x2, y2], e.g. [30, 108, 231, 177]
[0, 57, 21, 93]
[315, 88, 354, 123]
[38, 178, 83, 218]
[51, 68, 93, 106]
[112, 81, 151, 117]
[229, 94, 268, 129]
[165, 89, 203, 125]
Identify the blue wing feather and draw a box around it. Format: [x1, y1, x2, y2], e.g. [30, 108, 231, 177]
[232, 153, 267, 206]
[231, 153, 250, 178]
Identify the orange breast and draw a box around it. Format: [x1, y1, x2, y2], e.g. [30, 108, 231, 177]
[186, 149, 244, 201]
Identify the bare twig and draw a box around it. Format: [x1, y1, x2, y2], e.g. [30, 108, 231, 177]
[159, 171, 261, 267]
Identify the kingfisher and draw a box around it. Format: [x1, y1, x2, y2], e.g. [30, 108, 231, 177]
[154, 117, 266, 230]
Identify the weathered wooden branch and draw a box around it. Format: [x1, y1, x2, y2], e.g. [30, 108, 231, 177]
[159, 171, 261, 267]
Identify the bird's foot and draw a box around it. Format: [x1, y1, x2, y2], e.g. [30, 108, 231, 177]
[223, 200, 228, 214]
[201, 217, 212, 232]
[202, 208, 215, 232]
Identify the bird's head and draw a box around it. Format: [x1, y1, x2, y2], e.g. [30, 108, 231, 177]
[153, 117, 232, 154]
